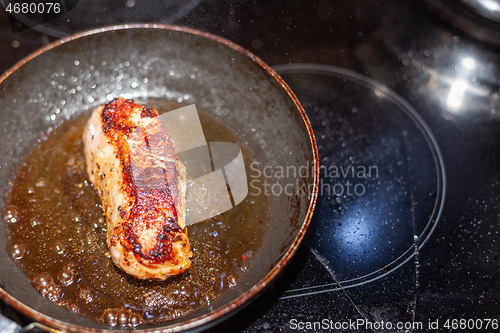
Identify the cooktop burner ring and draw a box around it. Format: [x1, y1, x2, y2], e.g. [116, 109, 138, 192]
[274, 64, 447, 296]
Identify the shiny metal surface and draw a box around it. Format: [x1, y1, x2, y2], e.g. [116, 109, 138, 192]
[461, 0, 500, 22]
[421, 0, 500, 44]
[0, 24, 318, 332]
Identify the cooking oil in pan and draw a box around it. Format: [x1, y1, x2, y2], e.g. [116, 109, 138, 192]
[3, 98, 269, 326]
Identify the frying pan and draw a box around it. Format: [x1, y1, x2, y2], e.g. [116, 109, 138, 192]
[0, 25, 318, 332]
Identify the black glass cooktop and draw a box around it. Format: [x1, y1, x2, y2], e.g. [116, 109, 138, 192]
[277, 63, 446, 292]
[1, 0, 500, 332]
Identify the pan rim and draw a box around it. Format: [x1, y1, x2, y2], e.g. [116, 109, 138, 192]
[0, 23, 319, 333]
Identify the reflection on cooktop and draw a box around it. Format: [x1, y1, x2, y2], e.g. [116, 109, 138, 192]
[371, 1, 500, 121]
[420, 0, 500, 45]
[274, 64, 446, 295]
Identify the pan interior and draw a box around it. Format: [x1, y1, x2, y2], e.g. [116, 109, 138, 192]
[0, 27, 315, 330]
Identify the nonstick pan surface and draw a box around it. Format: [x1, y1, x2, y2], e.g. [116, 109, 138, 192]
[0, 25, 318, 332]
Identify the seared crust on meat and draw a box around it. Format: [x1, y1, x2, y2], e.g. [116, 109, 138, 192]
[83, 97, 192, 280]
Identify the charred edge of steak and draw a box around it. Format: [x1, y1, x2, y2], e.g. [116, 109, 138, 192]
[141, 107, 157, 118]
[123, 217, 185, 264]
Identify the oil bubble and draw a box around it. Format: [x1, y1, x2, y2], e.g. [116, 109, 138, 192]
[116, 309, 129, 326]
[7, 242, 26, 260]
[79, 287, 93, 304]
[57, 268, 74, 286]
[226, 275, 238, 288]
[45, 289, 61, 302]
[33, 273, 53, 288]
[103, 309, 117, 326]
[3, 206, 19, 223]
[129, 313, 142, 327]
[33, 274, 61, 302]
[52, 241, 67, 255]
[63, 261, 76, 273]
[69, 304, 80, 313]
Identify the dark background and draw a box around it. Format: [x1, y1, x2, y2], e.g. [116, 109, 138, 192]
[1, 0, 500, 332]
